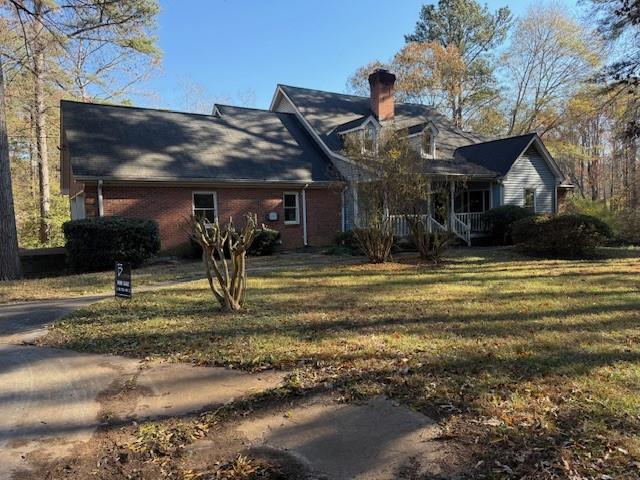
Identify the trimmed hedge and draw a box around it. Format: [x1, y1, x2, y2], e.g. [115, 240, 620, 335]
[510, 214, 612, 257]
[248, 228, 281, 256]
[64, 217, 160, 272]
[483, 205, 536, 245]
[189, 227, 280, 258]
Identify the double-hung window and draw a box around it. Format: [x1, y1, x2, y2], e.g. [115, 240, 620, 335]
[283, 192, 300, 224]
[362, 124, 377, 154]
[524, 188, 536, 212]
[192, 192, 217, 223]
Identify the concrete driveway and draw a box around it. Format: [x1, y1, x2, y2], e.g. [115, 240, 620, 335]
[0, 294, 284, 479]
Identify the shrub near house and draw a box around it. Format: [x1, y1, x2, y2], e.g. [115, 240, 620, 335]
[511, 214, 612, 257]
[64, 217, 160, 272]
[483, 205, 535, 245]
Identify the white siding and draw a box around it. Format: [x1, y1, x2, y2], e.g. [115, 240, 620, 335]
[70, 193, 86, 220]
[503, 145, 556, 213]
[273, 95, 297, 114]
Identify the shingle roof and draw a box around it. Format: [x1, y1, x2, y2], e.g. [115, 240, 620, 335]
[454, 133, 538, 176]
[61, 100, 335, 183]
[278, 85, 490, 162]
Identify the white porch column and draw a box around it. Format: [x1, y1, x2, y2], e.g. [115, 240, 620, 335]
[449, 179, 455, 229]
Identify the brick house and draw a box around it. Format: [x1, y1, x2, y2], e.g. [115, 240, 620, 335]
[60, 69, 572, 253]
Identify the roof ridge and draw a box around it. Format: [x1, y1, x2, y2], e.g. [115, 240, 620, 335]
[215, 103, 296, 117]
[60, 99, 217, 118]
[456, 132, 537, 150]
[278, 84, 441, 111]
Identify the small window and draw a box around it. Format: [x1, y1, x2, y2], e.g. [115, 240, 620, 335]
[193, 192, 217, 222]
[422, 130, 434, 157]
[283, 192, 300, 224]
[363, 124, 376, 154]
[524, 188, 536, 212]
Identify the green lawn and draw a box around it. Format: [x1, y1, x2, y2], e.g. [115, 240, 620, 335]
[41, 247, 640, 478]
[0, 252, 331, 303]
[0, 259, 203, 303]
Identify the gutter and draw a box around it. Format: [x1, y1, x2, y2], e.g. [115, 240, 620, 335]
[74, 176, 341, 188]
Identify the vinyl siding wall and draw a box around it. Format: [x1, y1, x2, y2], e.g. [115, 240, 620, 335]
[503, 145, 557, 213]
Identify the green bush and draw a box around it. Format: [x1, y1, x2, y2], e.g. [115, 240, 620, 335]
[510, 214, 612, 257]
[483, 205, 536, 245]
[248, 228, 281, 256]
[189, 227, 280, 258]
[566, 196, 640, 245]
[64, 216, 160, 272]
[616, 209, 640, 245]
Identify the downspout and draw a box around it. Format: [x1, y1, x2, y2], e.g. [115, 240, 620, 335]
[302, 184, 308, 246]
[97, 179, 104, 217]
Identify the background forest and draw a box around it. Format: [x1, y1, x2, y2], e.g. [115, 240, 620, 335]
[2, 0, 639, 248]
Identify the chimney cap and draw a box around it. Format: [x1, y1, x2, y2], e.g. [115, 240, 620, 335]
[368, 69, 396, 86]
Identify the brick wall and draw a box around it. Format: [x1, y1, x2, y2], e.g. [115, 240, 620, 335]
[84, 183, 342, 254]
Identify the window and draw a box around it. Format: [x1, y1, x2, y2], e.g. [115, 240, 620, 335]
[363, 123, 376, 154]
[422, 130, 434, 157]
[524, 188, 536, 212]
[192, 192, 217, 222]
[454, 189, 490, 213]
[283, 192, 300, 224]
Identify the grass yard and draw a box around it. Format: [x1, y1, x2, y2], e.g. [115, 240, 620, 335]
[0, 252, 330, 303]
[42, 247, 640, 478]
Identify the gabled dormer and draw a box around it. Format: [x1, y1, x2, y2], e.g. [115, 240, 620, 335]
[336, 115, 381, 154]
[408, 121, 439, 159]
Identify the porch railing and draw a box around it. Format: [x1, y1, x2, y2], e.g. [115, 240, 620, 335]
[389, 214, 448, 237]
[456, 212, 490, 232]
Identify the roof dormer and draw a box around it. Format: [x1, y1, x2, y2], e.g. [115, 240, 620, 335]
[408, 121, 438, 159]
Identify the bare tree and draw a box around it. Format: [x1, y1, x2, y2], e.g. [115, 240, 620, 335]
[502, 5, 601, 136]
[0, 57, 22, 280]
[192, 213, 261, 312]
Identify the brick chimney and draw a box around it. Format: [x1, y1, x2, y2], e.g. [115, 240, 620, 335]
[368, 69, 396, 121]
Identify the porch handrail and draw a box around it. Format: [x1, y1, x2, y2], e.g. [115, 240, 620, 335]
[451, 215, 471, 246]
[456, 212, 490, 232]
[389, 214, 443, 237]
[428, 216, 447, 233]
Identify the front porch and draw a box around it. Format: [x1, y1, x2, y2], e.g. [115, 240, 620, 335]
[388, 181, 494, 246]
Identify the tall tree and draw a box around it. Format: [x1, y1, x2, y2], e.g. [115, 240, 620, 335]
[0, 56, 22, 280]
[3, 0, 159, 244]
[502, 5, 601, 136]
[346, 43, 466, 111]
[404, 0, 512, 127]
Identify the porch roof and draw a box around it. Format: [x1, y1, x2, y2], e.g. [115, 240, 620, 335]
[454, 133, 538, 176]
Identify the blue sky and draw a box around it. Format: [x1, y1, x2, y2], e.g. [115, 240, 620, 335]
[141, 0, 578, 112]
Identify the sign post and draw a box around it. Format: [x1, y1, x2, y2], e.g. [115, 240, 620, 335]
[115, 261, 132, 300]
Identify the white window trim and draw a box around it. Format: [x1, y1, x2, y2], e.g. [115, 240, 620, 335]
[421, 125, 437, 159]
[192, 191, 218, 224]
[283, 191, 300, 225]
[361, 120, 378, 155]
[524, 188, 536, 213]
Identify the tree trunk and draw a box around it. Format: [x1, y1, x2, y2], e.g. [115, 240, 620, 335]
[33, 0, 51, 244]
[630, 137, 638, 209]
[0, 57, 23, 281]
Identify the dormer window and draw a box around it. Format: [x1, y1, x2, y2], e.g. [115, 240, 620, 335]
[363, 123, 377, 154]
[421, 126, 436, 158]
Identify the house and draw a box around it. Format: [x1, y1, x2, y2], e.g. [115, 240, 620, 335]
[60, 69, 571, 253]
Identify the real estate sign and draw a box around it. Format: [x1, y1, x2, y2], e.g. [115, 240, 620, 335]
[115, 261, 132, 299]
